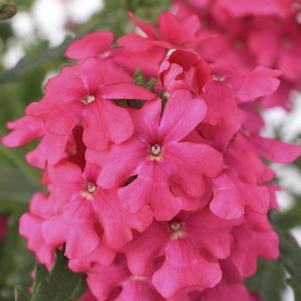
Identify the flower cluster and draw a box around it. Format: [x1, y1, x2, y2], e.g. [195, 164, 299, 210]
[173, 0, 301, 110]
[2, 8, 301, 301]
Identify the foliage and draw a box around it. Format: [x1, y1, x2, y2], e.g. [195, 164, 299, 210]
[14, 251, 86, 301]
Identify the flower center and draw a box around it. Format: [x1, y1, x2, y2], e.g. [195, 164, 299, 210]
[150, 144, 162, 158]
[212, 74, 226, 82]
[81, 95, 95, 105]
[87, 182, 96, 193]
[81, 182, 96, 200]
[170, 221, 185, 239]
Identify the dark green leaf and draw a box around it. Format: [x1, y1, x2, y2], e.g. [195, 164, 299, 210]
[246, 259, 285, 301]
[279, 231, 301, 300]
[21, 251, 87, 301]
[272, 198, 301, 230]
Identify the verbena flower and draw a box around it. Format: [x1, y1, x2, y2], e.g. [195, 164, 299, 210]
[2, 7, 301, 301]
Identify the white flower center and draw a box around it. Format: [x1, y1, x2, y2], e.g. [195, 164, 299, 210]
[82, 95, 95, 105]
[150, 144, 161, 157]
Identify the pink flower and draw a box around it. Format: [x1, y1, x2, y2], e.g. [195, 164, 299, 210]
[19, 193, 56, 269]
[42, 162, 152, 258]
[214, 0, 292, 19]
[159, 49, 212, 94]
[251, 134, 301, 164]
[4, 7, 300, 300]
[65, 31, 114, 61]
[123, 209, 239, 298]
[226, 210, 279, 278]
[118, 11, 205, 53]
[88, 90, 223, 220]
[201, 281, 260, 301]
[1, 115, 69, 168]
[210, 170, 270, 220]
[26, 58, 155, 151]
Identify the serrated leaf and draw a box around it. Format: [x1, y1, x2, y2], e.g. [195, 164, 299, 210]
[279, 231, 301, 300]
[27, 251, 86, 301]
[246, 259, 285, 301]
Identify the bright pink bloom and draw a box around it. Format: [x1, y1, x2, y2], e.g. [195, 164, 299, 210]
[26, 58, 155, 151]
[159, 49, 212, 94]
[1, 115, 69, 168]
[42, 162, 152, 258]
[251, 134, 301, 164]
[19, 193, 56, 269]
[88, 91, 223, 220]
[118, 11, 205, 52]
[123, 209, 239, 297]
[65, 31, 114, 61]
[201, 281, 260, 301]
[214, 0, 292, 18]
[210, 170, 270, 220]
[226, 210, 279, 278]
[3, 7, 299, 300]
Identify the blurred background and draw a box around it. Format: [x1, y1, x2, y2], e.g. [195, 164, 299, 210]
[0, 1, 300, 301]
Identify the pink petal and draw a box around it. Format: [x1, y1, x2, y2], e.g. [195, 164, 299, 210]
[87, 261, 129, 300]
[71, 58, 132, 88]
[152, 238, 222, 297]
[123, 222, 168, 275]
[93, 190, 152, 249]
[128, 12, 157, 37]
[115, 47, 165, 77]
[115, 278, 162, 301]
[101, 83, 155, 100]
[19, 213, 54, 269]
[226, 67, 281, 102]
[202, 82, 245, 126]
[158, 12, 182, 44]
[210, 173, 244, 220]
[203, 281, 259, 301]
[187, 209, 239, 259]
[159, 89, 207, 143]
[65, 31, 114, 60]
[26, 133, 69, 168]
[118, 33, 156, 52]
[2, 116, 43, 147]
[252, 135, 301, 164]
[97, 138, 146, 189]
[119, 160, 183, 221]
[165, 142, 223, 197]
[82, 100, 134, 151]
[28, 100, 83, 136]
[68, 243, 115, 272]
[42, 197, 100, 259]
[130, 98, 161, 142]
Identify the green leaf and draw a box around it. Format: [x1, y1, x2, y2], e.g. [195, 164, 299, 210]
[246, 259, 285, 301]
[279, 231, 301, 300]
[271, 198, 301, 230]
[18, 251, 86, 301]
